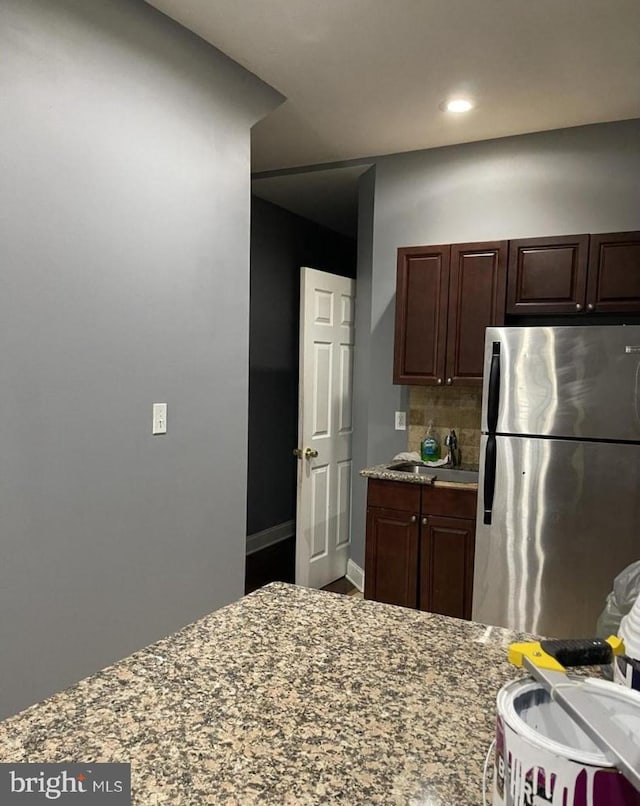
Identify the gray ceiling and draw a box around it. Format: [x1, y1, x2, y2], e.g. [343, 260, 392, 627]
[252, 164, 370, 237]
[146, 0, 640, 235]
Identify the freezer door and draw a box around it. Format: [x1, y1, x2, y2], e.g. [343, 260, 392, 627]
[472, 434, 640, 637]
[481, 326, 640, 442]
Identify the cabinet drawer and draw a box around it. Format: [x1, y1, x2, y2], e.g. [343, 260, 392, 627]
[366, 479, 421, 512]
[422, 485, 477, 518]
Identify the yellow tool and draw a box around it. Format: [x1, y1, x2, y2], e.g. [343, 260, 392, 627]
[509, 635, 625, 671]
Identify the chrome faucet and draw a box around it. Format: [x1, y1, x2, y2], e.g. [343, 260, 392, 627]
[444, 429, 459, 467]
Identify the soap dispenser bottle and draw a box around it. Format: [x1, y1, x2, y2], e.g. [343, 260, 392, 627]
[421, 421, 441, 462]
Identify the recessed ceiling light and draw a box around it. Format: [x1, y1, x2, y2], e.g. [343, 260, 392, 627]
[444, 98, 474, 113]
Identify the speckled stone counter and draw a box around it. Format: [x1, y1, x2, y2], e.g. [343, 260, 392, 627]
[360, 464, 479, 489]
[0, 583, 524, 805]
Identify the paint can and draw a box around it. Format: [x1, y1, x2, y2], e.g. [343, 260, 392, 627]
[493, 677, 640, 806]
[613, 654, 640, 691]
[615, 594, 640, 692]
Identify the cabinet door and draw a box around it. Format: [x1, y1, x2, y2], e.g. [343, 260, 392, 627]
[419, 515, 475, 619]
[393, 245, 450, 385]
[446, 241, 507, 386]
[365, 507, 419, 608]
[586, 231, 640, 314]
[506, 234, 589, 315]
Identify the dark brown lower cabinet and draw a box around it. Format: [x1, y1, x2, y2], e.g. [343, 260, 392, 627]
[364, 478, 477, 619]
[365, 507, 418, 608]
[419, 515, 475, 620]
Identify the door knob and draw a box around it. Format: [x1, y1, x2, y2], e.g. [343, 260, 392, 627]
[293, 447, 319, 459]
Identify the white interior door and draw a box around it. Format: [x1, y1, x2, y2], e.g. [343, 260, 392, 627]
[295, 267, 356, 589]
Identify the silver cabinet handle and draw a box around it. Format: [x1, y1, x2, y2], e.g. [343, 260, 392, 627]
[446, 378, 452, 385]
[587, 303, 595, 312]
[437, 378, 442, 385]
[410, 515, 417, 523]
[576, 303, 583, 311]
[422, 517, 428, 526]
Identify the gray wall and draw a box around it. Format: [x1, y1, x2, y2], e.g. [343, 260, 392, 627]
[351, 119, 640, 568]
[0, 0, 281, 718]
[351, 167, 376, 571]
[248, 197, 356, 537]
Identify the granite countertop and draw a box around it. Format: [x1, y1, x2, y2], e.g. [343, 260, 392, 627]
[360, 464, 479, 489]
[0, 583, 525, 805]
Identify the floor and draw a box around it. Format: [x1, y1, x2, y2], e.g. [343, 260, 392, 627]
[244, 536, 360, 597]
[322, 577, 360, 596]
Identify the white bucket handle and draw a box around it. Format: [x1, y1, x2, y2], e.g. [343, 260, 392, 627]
[483, 739, 496, 806]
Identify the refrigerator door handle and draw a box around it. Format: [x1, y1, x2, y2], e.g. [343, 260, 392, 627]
[483, 435, 497, 525]
[487, 341, 501, 433]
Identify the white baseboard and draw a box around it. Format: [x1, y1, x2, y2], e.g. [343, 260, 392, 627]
[246, 520, 295, 556]
[346, 559, 364, 592]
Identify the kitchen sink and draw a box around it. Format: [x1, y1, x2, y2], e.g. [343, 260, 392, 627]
[386, 462, 478, 484]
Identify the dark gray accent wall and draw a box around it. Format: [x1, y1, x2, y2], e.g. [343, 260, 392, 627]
[0, 0, 281, 718]
[350, 119, 640, 569]
[248, 197, 356, 537]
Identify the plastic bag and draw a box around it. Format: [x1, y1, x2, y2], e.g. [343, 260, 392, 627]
[596, 560, 640, 638]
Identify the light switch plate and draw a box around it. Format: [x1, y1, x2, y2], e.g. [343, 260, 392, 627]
[152, 403, 167, 435]
[395, 411, 406, 430]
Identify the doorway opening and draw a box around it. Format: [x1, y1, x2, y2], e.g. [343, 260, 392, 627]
[245, 166, 365, 593]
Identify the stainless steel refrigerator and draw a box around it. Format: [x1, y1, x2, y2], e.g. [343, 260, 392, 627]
[472, 325, 640, 637]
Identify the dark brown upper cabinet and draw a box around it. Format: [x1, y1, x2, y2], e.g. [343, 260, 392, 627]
[393, 245, 450, 385]
[507, 231, 640, 315]
[507, 234, 589, 315]
[393, 241, 507, 386]
[586, 231, 640, 314]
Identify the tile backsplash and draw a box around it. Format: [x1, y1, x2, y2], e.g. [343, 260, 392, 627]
[408, 386, 482, 468]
